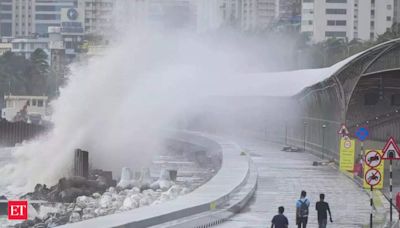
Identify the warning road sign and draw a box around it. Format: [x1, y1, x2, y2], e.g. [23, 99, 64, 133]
[365, 150, 382, 168]
[382, 137, 400, 160]
[338, 124, 349, 137]
[365, 168, 382, 186]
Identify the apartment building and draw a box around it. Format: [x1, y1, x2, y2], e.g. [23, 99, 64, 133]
[241, 0, 277, 31]
[301, 0, 394, 42]
[0, 0, 114, 38]
[83, 0, 114, 35]
[0, 0, 12, 37]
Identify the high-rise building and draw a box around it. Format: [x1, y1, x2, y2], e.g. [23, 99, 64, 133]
[116, 0, 197, 30]
[0, 0, 115, 38]
[277, 0, 301, 28]
[241, 0, 277, 31]
[221, 0, 241, 26]
[0, 0, 13, 37]
[83, 0, 115, 35]
[394, 0, 400, 25]
[301, 0, 394, 42]
[13, 0, 76, 37]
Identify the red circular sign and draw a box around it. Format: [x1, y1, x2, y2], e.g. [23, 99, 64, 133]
[365, 168, 382, 186]
[364, 150, 382, 168]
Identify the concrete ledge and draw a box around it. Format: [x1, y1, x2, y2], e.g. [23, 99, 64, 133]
[151, 154, 258, 228]
[60, 131, 252, 228]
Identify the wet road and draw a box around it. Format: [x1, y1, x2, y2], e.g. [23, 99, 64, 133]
[217, 140, 370, 228]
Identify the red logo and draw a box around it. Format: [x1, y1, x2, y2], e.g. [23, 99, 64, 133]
[8, 201, 28, 220]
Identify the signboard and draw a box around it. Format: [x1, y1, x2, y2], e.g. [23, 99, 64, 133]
[338, 124, 349, 137]
[363, 150, 384, 189]
[210, 201, 216, 210]
[339, 138, 355, 172]
[355, 127, 369, 141]
[365, 168, 382, 186]
[382, 137, 400, 160]
[365, 150, 382, 168]
[61, 7, 84, 23]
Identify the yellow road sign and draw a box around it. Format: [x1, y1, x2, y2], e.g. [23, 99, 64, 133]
[363, 150, 384, 189]
[339, 138, 355, 172]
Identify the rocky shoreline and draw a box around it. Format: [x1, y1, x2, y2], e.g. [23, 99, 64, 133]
[7, 167, 188, 228]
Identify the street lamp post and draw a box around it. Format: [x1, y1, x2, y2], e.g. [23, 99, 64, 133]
[285, 121, 288, 145]
[303, 122, 307, 152]
[322, 124, 327, 159]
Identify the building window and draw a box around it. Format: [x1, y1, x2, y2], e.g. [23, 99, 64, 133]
[326, 9, 347, 14]
[303, 0, 314, 2]
[326, 0, 347, 2]
[370, 32, 374, 39]
[325, 31, 347, 37]
[37, 100, 43, 107]
[387, 4, 392, 10]
[387, 16, 392, 21]
[35, 14, 60, 20]
[327, 20, 346, 26]
[303, 31, 313, 37]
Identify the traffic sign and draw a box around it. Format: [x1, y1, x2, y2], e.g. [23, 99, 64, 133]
[365, 150, 382, 168]
[339, 138, 355, 172]
[365, 168, 382, 186]
[344, 139, 352, 149]
[382, 137, 400, 160]
[338, 124, 349, 137]
[355, 127, 369, 141]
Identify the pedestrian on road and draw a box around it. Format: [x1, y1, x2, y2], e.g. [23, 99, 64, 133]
[271, 206, 288, 228]
[316, 193, 333, 228]
[296, 190, 310, 228]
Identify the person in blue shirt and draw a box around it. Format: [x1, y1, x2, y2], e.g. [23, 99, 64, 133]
[271, 206, 288, 228]
[296, 190, 310, 228]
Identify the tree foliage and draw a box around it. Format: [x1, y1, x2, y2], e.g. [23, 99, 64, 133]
[0, 49, 49, 97]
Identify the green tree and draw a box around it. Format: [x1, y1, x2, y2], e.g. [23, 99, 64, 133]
[27, 48, 49, 95]
[0, 51, 30, 95]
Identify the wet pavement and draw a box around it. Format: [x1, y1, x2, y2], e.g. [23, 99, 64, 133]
[217, 140, 370, 228]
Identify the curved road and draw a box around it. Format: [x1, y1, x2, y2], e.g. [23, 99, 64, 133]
[217, 139, 370, 228]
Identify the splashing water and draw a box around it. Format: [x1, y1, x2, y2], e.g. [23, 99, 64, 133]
[0, 26, 250, 195]
[0, 1, 308, 196]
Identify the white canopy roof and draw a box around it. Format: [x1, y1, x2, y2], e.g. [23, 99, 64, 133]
[211, 53, 360, 97]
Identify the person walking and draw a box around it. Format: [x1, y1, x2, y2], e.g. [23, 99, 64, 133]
[316, 193, 333, 228]
[271, 206, 288, 228]
[296, 190, 310, 228]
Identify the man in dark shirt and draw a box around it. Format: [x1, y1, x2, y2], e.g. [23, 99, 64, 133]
[271, 206, 288, 228]
[315, 194, 333, 228]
